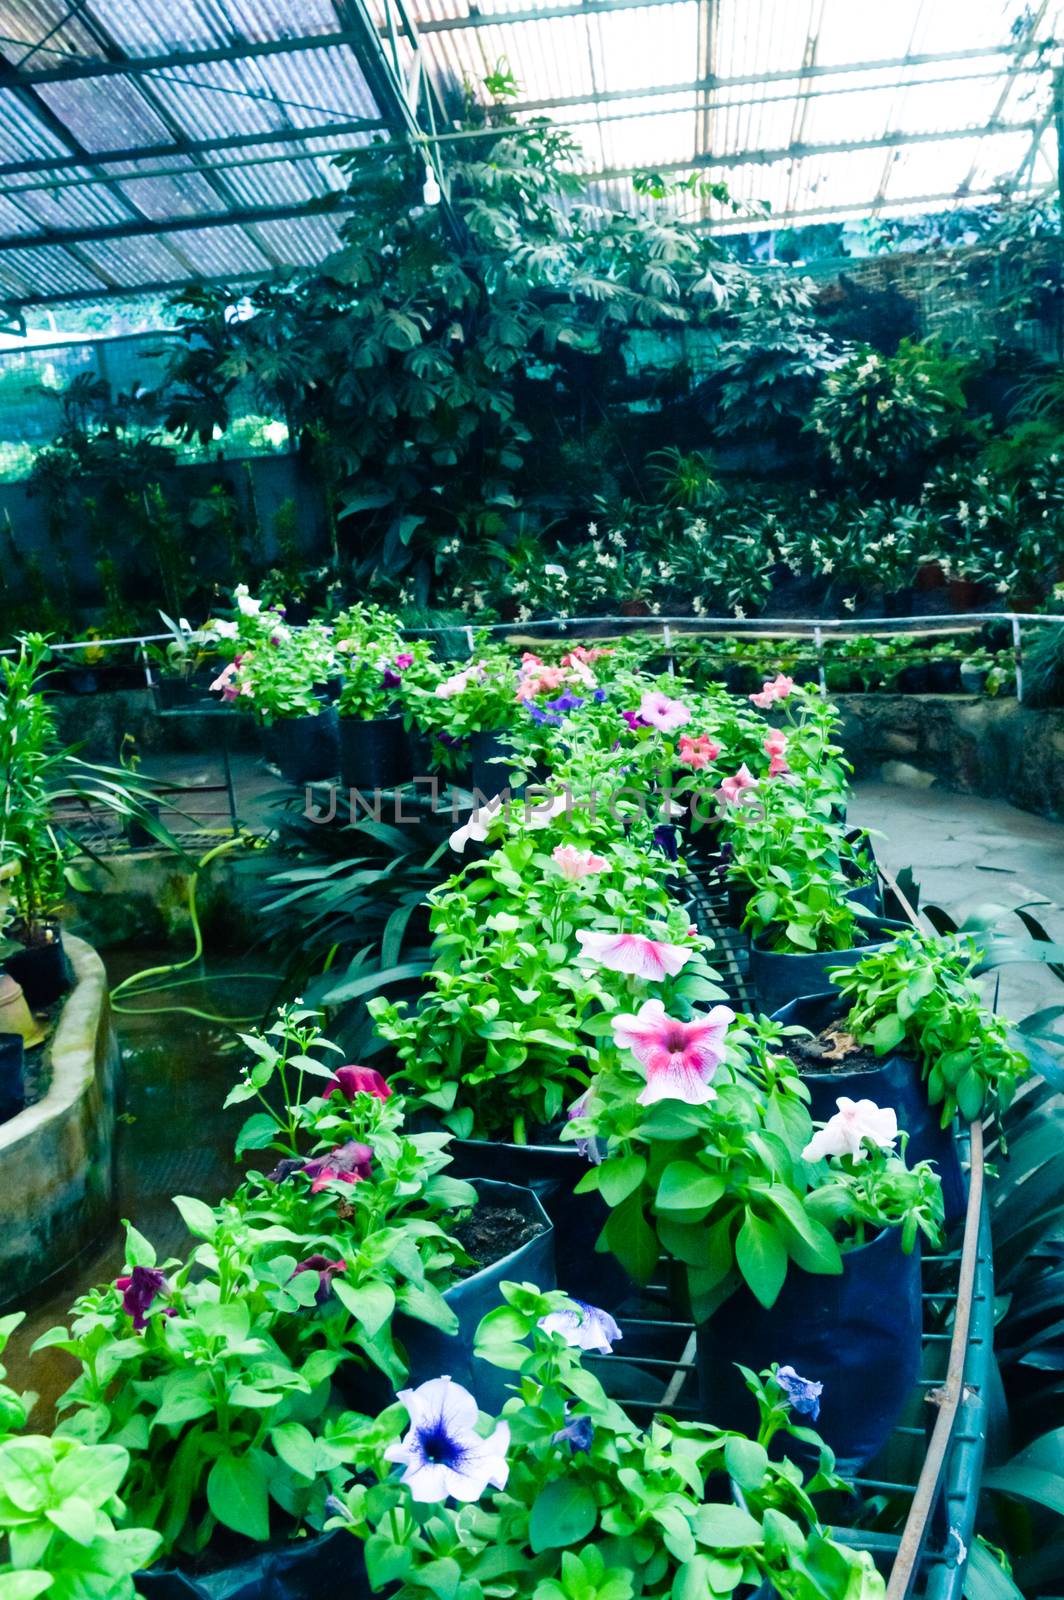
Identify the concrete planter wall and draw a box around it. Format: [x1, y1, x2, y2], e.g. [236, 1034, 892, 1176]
[0, 936, 118, 1310]
[835, 695, 1064, 823]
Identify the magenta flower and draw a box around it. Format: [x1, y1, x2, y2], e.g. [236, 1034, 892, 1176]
[116, 1266, 170, 1331]
[396, 654, 415, 670]
[576, 929, 693, 980]
[612, 997, 735, 1105]
[717, 763, 760, 805]
[291, 1254, 347, 1305]
[621, 709, 649, 732]
[638, 691, 691, 732]
[552, 844, 608, 879]
[324, 1064, 392, 1102]
[302, 1140, 375, 1193]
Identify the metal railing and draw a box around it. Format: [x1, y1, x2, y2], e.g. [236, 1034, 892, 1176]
[4, 611, 1064, 705]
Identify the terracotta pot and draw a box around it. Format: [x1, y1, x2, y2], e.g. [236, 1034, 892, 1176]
[0, 975, 46, 1047]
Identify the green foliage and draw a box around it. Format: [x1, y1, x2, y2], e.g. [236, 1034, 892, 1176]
[808, 339, 971, 479]
[829, 931, 1031, 1125]
[333, 1282, 885, 1600]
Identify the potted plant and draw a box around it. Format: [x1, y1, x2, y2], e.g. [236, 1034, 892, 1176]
[222, 623, 340, 785]
[330, 1281, 886, 1600]
[566, 1014, 941, 1468]
[413, 649, 523, 797]
[146, 611, 219, 708]
[335, 637, 431, 792]
[369, 809, 726, 1306]
[696, 1107, 942, 1468]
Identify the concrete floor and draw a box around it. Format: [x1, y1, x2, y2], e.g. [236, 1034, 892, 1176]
[851, 782, 1064, 1025]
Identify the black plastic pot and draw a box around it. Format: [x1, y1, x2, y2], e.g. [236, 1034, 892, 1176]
[155, 678, 201, 710]
[264, 708, 340, 785]
[399, 1178, 554, 1412]
[748, 918, 907, 1015]
[772, 992, 966, 1225]
[136, 1529, 363, 1600]
[696, 1226, 923, 1471]
[338, 715, 411, 792]
[126, 799, 162, 849]
[926, 659, 962, 694]
[447, 1138, 630, 1310]
[895, 664, 930, 694]
[0, 1033, 25, 1124]
[469, 730, 517, 798]
[4, 935, 72, 1012]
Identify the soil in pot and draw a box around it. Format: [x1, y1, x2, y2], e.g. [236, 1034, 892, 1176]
[397, 1178, 555, 1413]
[447, 1137, 630, 1311]
[452, 1202, 546, 1268]
[772, 993, 966, 1225]
[696, 1226, 923, 1472]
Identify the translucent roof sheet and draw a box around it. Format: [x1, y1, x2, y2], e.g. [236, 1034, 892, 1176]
[0, 0, 1058, 308]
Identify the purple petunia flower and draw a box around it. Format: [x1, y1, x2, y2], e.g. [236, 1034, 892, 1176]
[381, 669, 402, 690]
[538, 1300, 622, 1353]
[302, 1140, 374, 1194]
[546, 692, 585, 715]
[291, 1254, 347, 1305]
[436, 732, 466, 750]
[116, 1266, 169, 1331]
[528, 703, 563, 726]
[653, 824, 679, 861]
[553, 1413, 594, 1453]
[592, 688, 607, 703]
[622, 709, 649, 732]
[773, 1365, 823, 1421]
[267, 1156, 308, 1184]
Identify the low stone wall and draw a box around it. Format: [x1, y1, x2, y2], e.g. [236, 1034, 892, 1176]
[0, 936, 118, 1310]
[836, 695, 1064, 821]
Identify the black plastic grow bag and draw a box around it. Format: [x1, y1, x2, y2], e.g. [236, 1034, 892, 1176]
[136, 1529, 364, 1600]
[447, 1138, 630, 1311]
[4, 935, 72, 1011]
[469, 731, 517, 798]
[338, 715, 412, 792]
[0, 1032, 25, 1124]
[772, 991, 966, 1225]
[399, 1178, 554, 1413]
[697, 1226, 922, 1472]
[264, 709, 339, 785]
[748, 918, 908, 1014]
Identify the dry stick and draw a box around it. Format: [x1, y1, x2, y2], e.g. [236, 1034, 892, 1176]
[877, 857, 985, 1600]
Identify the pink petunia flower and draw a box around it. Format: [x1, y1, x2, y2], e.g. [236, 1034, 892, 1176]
[764, 728, 788, 757]
[552, 844, 608, 879]
[768, 752, 791, 777]
[612, 997, 735, 1105]
[750, 674, 796, 708]
[678, 733, 722, 770]
[717, 764, 760, 804]
[638, 691, 692, 733]
[576, 929, 692, 980]
[396, 653, 415, 670]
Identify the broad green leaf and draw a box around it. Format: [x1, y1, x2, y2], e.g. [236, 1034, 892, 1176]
[529, 1479, 598, 1552]
[207, 1450, 270, 1542]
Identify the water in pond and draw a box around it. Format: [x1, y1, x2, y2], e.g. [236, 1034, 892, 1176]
[4, 947, 278, 1422]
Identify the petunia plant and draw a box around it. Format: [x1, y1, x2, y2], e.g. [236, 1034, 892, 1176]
[370, 828, 726, 1141]
[801, 1097, 944, 1254]
[35, 1219, 370, 1560]
[827, 930, 1030, 1124]
[564, 1013, 840, 1318]
[329, 1282, 886, 1600]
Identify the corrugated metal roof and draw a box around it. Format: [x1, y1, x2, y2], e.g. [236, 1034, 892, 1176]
[0, 0, 1057, 307]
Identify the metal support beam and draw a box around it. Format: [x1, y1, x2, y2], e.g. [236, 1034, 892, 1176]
[0, 195, 350, 253]
[0, 27, 370, 84]
[0, 116, 386, 182]
[590, 117, 1039, 181]
[694, 179, 1055, 232]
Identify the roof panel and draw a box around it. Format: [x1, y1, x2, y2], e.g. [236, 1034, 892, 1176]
[34, 76, 174, 151]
